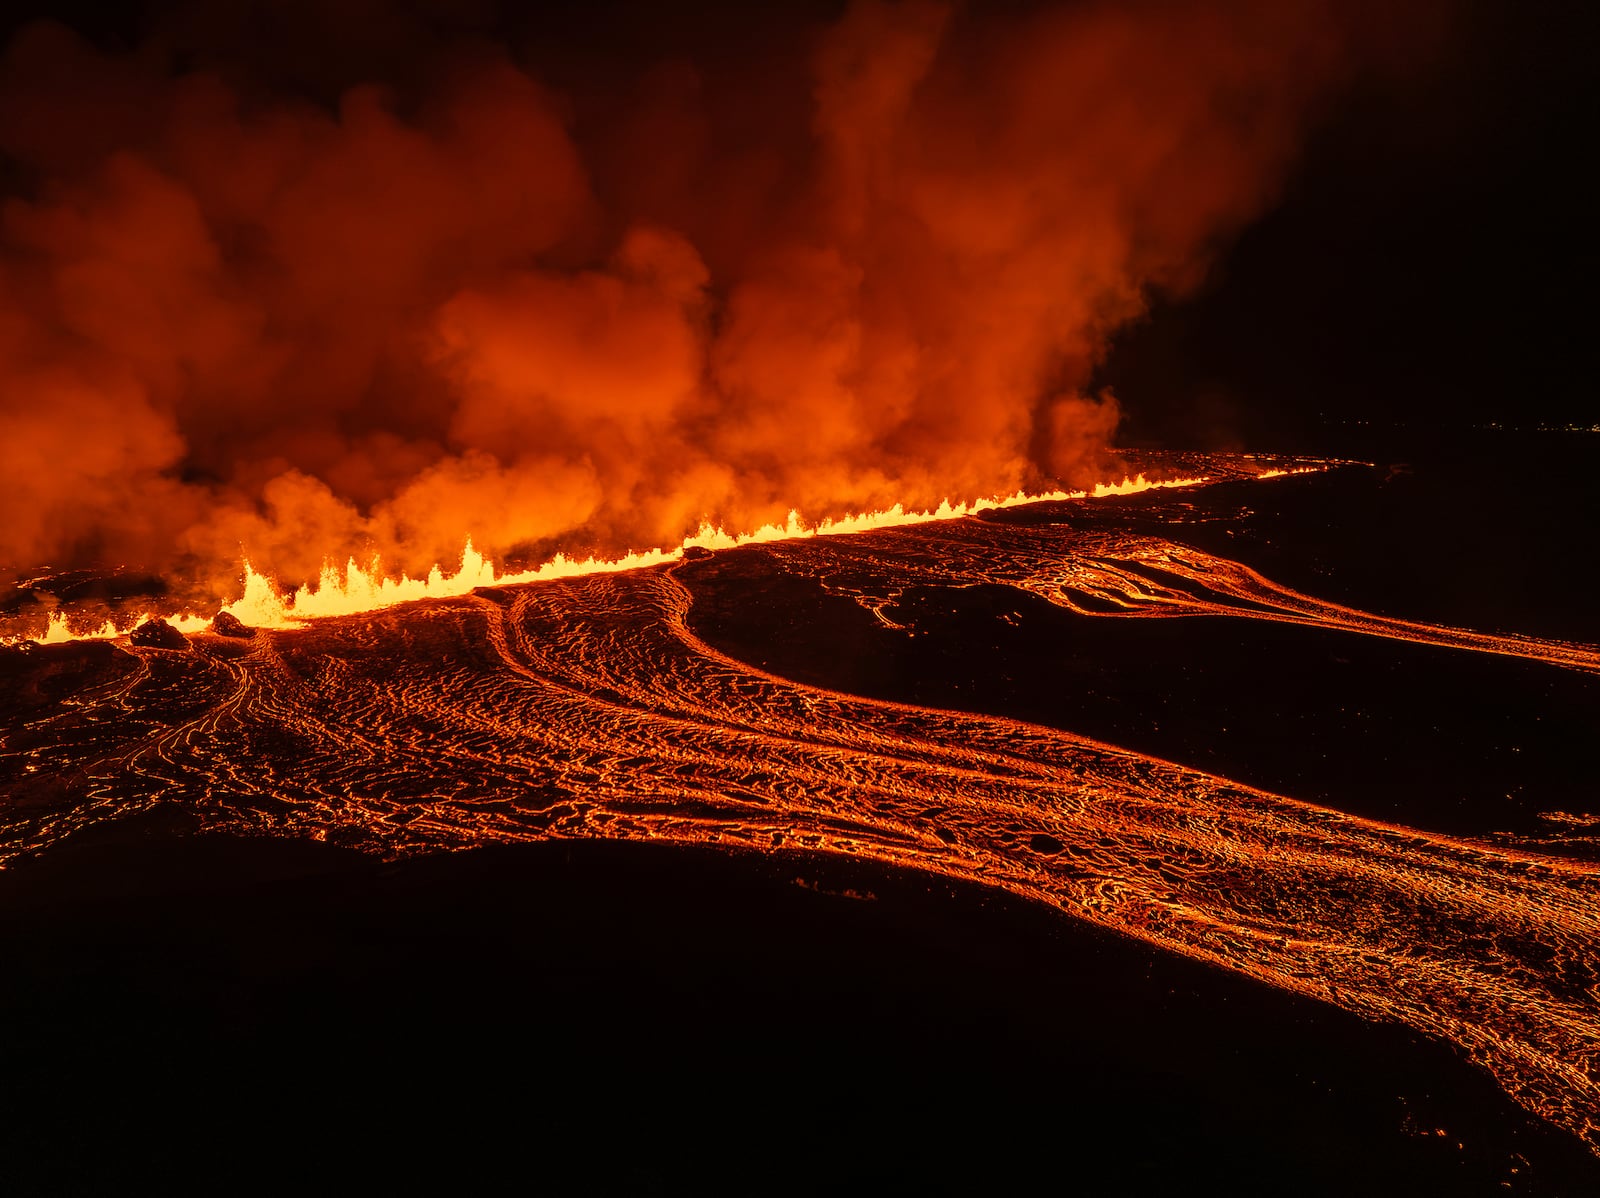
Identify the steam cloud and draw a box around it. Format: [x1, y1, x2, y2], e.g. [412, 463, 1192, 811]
[0, 0, 1404, 601]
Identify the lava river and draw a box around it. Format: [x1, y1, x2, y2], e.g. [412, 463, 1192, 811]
[2, 487, 1597, 1153]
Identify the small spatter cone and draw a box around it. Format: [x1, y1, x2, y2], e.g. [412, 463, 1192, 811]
[210, 611, 255, 639]
[129, 618, 189, 650]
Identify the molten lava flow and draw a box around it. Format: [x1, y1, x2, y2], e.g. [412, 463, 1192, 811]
[9, 467, 1216, 644]
[1085, 473, 1208, 497]
[36, 614, 119, 644]
[3, 476, 1597, 1153]
[225, 471, 1209, 628]
[34, 610, 210, 644]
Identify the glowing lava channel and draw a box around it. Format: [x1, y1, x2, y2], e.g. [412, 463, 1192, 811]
[22, 472, 1212, 644]
[3, 512, 1596, 1152]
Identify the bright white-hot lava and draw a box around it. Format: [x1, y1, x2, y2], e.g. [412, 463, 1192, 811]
[5, 471, 1597, 1153]
[18, 471, 1216, 643]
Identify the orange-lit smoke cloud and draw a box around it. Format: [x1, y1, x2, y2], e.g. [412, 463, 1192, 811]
[0, 1, 1397, 597]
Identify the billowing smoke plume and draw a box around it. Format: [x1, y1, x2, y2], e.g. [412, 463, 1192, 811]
[0, 1, 1397, 600]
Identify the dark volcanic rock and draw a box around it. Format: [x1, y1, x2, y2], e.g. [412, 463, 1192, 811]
[209, 611, 254, 639]
[3, 838, 1598, 1195]
[9, 569, 169, 605]
[128, 619, 189, 650]
[0, 640, 138, 717]
[58, 572, 168, 603]
[681, 545, 715, 561]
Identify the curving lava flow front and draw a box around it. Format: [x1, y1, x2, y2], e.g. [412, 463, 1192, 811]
[1, 461, 1597, 1157]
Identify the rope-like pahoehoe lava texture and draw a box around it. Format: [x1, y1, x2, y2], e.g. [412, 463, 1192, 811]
[2, 514, 1597, 1153]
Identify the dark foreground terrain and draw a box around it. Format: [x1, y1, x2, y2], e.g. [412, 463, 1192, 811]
[3, 834, 1598, 1196]
[2, 435, 1598, 1193]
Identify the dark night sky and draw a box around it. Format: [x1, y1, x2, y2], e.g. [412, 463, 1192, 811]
[1099, 0, 1599, 449]
[3, 0, 1594, 452]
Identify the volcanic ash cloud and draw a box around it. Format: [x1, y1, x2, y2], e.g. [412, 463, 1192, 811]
[0, 0, 1422, 601]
